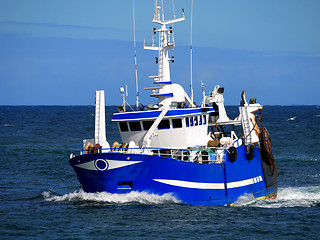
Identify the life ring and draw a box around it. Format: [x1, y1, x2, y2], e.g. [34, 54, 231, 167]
[228, 146, 237, 163]
[245, 144, 255, 160]
[260, 127, 274, 165]
[85, 142, 94, 154]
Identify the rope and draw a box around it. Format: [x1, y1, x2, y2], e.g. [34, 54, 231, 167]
[244, 119, 258, 140]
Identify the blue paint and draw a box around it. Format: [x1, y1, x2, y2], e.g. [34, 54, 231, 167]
[69, 146, 276, 205]
[112, 107, 215, 121]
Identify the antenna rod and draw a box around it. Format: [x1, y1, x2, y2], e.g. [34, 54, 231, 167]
[190, 0, 194, 106]
[161, 0, 164, 21]
[133, 0, 139, 109]
[172, 0, 176, 18]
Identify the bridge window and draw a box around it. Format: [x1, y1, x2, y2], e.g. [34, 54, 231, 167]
[158, 119, 170, 129]
[190, 117, 194, 126]
[172, 118, 182, 128]
[203, 115, 206, 124]
[185, 117, 189, 127]
[119, 122, 129, 132]
[143, 120, 154, 130]
[129, 121, 141, 131]
[194, 116, 198, 126]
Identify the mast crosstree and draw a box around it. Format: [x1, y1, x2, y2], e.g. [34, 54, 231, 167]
[144, 0, 186, 107]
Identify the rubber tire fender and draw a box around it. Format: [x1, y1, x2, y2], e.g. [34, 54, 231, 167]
[245, 144, 255, 160]
[228, 146, 237, 163]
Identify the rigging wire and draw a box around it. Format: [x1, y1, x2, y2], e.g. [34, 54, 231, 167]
[172, 0, 176, 18]
[171, 0, 176, 49]
[161, 0, 164, 21]
[133, 0, 139, 109]
[190, 0, 194, 106]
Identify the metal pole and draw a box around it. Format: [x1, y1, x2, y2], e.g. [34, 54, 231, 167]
[190, 0, 194, 107]
[133, 0, 139, 109]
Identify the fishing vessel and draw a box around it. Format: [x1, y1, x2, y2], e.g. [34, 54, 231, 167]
[69, 2, 278, 205]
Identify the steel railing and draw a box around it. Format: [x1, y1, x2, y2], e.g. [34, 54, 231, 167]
[71, 147, 226, 164]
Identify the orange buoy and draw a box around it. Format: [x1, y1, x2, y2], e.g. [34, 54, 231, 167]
[115, 144, 122, 151]
[112, 141, 119, 151]
[85, 142, 94, 154]
[121, 143, 128, 149]
[94, 143, 101, 153]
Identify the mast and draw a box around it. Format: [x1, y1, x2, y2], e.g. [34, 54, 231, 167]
[144, 0, 185, 107]
[190, 0, 194, 106]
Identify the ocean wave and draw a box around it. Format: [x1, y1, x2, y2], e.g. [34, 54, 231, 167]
[3, 124, 14, 127]
[234, 186, 320, 208]
[287, 116, 296, 121]
[43, 190, 180, 205]
[43, 186, 320, 207]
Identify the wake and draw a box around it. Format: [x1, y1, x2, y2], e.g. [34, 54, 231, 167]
[43, 190, 180, 205]
[43, 186, 320, 207]
[234, 186, 320, 208]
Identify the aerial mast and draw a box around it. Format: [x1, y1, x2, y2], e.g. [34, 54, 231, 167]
[190, 0, 194, 106]
[144, 0, 194, 108]
[133, 0, 139, 109]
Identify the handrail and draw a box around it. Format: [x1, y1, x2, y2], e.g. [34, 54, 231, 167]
[71, 146, 226, 164]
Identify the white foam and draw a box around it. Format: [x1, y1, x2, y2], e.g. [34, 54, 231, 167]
[234, 186, 320, 208]
[43, 186, 320, 207]
[287, 116, 296, 121]
[43, 190, 180, 205]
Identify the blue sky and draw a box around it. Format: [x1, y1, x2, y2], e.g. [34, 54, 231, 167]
[0, 0, 319, 105]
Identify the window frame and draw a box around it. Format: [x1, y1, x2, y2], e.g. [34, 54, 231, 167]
[158, 119, 171, 129]
[172, 118, 183, 128]
[119, 122, 129, 132]
[129, 121, 142, 131]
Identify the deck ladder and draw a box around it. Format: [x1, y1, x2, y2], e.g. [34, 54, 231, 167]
[240, 107, 252, 145]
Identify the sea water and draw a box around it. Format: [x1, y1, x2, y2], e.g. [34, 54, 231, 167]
[1, 106, 319, 239]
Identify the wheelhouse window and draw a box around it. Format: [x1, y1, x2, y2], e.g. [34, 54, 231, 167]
[158, 119, 170, 129]
[185, 117, 189, 127]
[203, 115, 206, 124]
[194, 116, 198, 126]
[172, 118, 182, 128]
[129, 121, 141, 131]
[199, 115, 202, 125]
[190, 117, 194, 126]
[119, 122, 129, 132]
[143, 120, 154, 130]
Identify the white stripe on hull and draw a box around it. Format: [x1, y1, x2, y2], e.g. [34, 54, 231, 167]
[153, 176, 263, 190]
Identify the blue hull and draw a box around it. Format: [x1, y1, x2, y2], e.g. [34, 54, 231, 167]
[69, 146, 278, 205]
